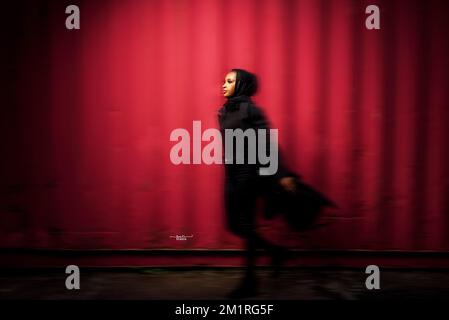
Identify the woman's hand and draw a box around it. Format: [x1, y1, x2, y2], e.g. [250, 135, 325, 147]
[279, 177, 296, 193]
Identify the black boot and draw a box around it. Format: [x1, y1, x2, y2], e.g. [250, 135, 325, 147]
[249, 233, 291, 278]
[227, 273, 258, 299]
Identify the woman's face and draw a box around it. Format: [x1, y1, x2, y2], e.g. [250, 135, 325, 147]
[222, 71, 236, 97]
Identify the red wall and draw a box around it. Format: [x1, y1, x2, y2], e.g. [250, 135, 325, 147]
[2, 0, 449, 254]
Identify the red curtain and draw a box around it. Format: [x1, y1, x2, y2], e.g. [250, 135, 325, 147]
[2, 0, 449, 252]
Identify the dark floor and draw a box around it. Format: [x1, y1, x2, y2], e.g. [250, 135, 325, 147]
[1, 268, 449, 300]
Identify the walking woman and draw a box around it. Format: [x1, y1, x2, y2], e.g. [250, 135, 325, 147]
[218, 69, 296, 299]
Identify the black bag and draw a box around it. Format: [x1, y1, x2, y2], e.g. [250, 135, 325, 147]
[263, 174, 337, 231]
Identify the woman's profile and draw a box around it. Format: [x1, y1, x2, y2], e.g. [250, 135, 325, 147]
[218, 69, 296, 299]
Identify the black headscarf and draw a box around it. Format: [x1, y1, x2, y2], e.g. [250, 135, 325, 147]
[223, 69, 258, 110]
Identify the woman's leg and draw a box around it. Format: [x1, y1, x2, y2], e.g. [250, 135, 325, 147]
[225, 171, 260, 298]
[227, 235, 258, 299]
[244, 234, 257, 276]
[246, 229, 289, 276]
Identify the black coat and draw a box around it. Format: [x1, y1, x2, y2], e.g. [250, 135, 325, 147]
[217, 99, 290, 237]
[218, 99, 337, 236]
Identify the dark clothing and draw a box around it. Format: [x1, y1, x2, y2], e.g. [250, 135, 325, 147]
[218, 98, 291, 237]
[219, 70, 336, 297]
[219, 69, 293, 298]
